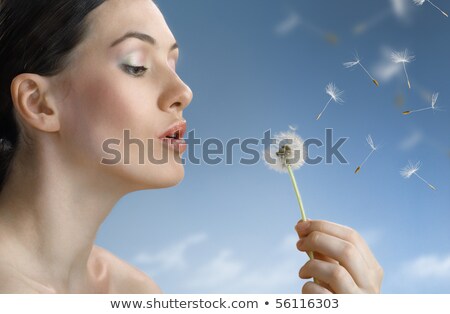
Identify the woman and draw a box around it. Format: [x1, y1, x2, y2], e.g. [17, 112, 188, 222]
[0, 0, 383, 293]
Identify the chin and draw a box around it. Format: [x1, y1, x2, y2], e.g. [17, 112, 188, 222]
[135, 163, 185, 190]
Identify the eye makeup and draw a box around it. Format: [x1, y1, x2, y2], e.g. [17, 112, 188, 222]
[121, 53, 147, 68]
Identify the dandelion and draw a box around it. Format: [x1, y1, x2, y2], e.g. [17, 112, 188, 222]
[316, 83, 344, 120]
[355, 135, 379, 174]
[413, 0, 448, 18]
[264, 129, 318, 282]
[344, 54, 379, 86]
[403, 92, 442, 115]
[391, 49, 414, 89]
[400, 161, 437, 190]
[264, 130, 306, 174]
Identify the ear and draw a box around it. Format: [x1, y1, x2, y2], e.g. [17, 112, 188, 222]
[10, 73, 60, 134]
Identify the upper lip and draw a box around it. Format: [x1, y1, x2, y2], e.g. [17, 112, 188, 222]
[158, 120, 187, 139]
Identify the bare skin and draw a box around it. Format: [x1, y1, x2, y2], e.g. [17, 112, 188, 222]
[0, 0, 192, 293]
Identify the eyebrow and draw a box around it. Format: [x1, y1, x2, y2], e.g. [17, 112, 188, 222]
[109, 31, 179, 51]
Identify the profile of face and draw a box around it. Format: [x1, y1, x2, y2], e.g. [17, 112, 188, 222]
[18, 0, 193, 192]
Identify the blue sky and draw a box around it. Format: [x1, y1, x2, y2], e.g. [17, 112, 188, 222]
[96, 0, 450, 293]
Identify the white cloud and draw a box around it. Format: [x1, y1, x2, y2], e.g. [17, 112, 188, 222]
[136, 229, 389, 293]
[179, 233, 306, 293]
[183, 249, 245, 290]
[275, 12, 301, 36]
[401, 254, 450, 279]
[133, 233, 207, 276]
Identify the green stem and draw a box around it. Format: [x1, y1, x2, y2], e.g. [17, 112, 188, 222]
[287, 164, 308, 221]
[286, 164, 318, 284]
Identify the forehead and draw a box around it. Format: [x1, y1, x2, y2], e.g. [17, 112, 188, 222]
[81, 0, 175, 50]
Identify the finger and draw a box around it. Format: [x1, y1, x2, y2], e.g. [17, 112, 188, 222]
[300, 259, 359, 294]
[302, 281, 333, 294]
[297, 231, 368, 287]
[311, 251, 339, 265]
[303, 252, 338, 292]
[309, 277, 335, 293]
[296, 219, 379, 268]
[296, 221, 339, 265]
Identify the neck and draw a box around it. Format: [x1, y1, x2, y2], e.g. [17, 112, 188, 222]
[0, 141, 130, 292]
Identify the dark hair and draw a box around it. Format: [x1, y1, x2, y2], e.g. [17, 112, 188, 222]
[0, 0, 107, 193]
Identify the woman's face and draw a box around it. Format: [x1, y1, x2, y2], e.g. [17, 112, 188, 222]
[50, 0, 193, 190]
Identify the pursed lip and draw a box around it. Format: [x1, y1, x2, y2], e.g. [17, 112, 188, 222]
[157, 120, 187, 140]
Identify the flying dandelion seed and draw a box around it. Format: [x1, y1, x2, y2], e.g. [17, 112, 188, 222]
[373, 47, 404, 85]
[400, 161, 437, 190]
[344, 54, 379, 86]
[297, 13, 339, 45]
[353, 0, 411, 35]
[403, 92, 442, 115]
[324, 33, 339, 45]
[395, 93, 405, 107]
[275, 12, 339, 45]
[431, 92, 439, 109]
[391, 49, 414, 89]
[264, 129, 318, 283]
[316, 83, 344, 120]
[413, 0, 448, 18]
[355, 135, 379, 174]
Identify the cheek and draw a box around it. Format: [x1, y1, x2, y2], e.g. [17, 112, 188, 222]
[59, 71, 159, 165]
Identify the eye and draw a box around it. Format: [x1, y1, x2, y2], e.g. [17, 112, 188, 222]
[122, 64, 148, 77]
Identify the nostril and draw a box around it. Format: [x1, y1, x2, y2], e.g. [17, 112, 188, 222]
[170, 101, 182, 109]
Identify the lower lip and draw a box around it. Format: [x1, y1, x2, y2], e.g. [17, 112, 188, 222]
[160, 138, 187, 154]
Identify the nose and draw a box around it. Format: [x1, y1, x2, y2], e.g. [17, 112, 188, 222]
[158, 72, 193, 114]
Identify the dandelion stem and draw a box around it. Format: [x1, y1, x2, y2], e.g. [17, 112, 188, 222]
[408, 107, 433, 114]
[360, 149, 375, 168]
[414, 172, 437, 190]
[403, 63, 411, 89]
[317, 98, 332, 120]
[358, 63, 379, 86]
[286, 164, 317, 283]
[287, 164, 308, 221]
[427, 0, 448, 17]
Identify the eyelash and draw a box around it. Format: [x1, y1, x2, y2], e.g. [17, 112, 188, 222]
[122, 64, 149, 77]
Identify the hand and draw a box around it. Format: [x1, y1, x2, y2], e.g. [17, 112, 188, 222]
[295, 219, 383, 294]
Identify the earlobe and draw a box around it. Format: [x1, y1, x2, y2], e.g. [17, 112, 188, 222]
[10, 74, 60, 133]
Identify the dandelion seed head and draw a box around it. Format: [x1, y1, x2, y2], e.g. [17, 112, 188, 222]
[391, 49, 415, 64]
[264, 130, 307, 173]
[400, 161, 421, 179]
[413, 0, 426, 6]
[431, 92, 439, 109]
[366, 135, 377, 151]
[325, 83, 344, 103]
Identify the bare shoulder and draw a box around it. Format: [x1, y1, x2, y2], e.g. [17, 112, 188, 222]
[91, 245, 163, 294]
